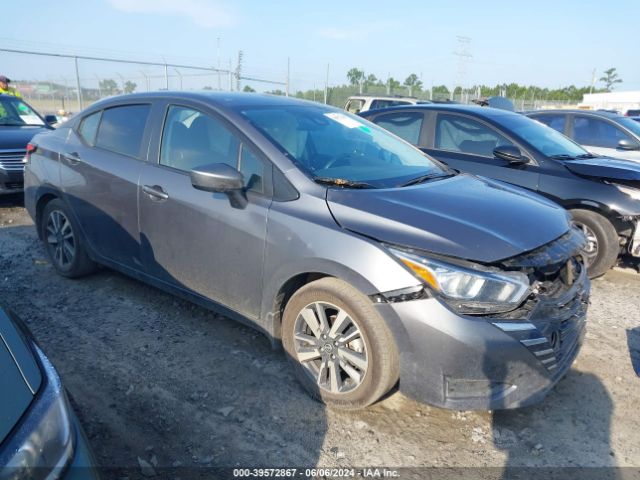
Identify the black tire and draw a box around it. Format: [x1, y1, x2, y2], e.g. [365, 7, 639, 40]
[40, 199, 96, 278]
[570, 209, 619, 278]
[282, 277, 399, 410]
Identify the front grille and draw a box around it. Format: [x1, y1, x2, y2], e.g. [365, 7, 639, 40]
[2, 182, 23, 190]
[0, 149, 27, 171]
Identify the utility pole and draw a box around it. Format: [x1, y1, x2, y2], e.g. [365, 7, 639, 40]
[286, 57, 290, 97]
[228, 59, 233, 91]
[217, 37, 221, 90]
[590, 68, 597, 94]
[73, 56, 83, 111]
[140, 71, 149, 92]
[164, 62, 169, 90]
[324, 63, 329, 104]
[453, 36, 472, 102]
[94, 75, 101, 98]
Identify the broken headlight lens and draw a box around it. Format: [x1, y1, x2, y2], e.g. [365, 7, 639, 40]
[0, 346, 75, 480]
[389, 248, 531, 314]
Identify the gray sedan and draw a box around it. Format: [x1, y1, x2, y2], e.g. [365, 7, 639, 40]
[24, 92, 588, 410]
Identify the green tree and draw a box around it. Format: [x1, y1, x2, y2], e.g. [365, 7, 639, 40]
[365, 73, 378, 86]
[388, 77, 401, 94]
[99, 78, 119, 95]
[243, 85, 256, 92]
[346, 68, 365, 87]
[123, 81, 137, 94]
[403, 73, 423, 96]
[599, 68, 622, 91]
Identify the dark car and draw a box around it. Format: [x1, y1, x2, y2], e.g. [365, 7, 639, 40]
[0, 306, 97, 479]
[24, 92, 589, 410]
[0, 95, 54, 195]
[361, 104, 640, 277]
[626, 109, 640, 117]
[526, 109, 640, 163]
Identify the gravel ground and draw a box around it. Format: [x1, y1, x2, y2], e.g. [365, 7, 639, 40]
[1, 193, 639, 477]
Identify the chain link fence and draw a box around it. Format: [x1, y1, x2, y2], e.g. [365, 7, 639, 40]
[2, 48, 286, 116]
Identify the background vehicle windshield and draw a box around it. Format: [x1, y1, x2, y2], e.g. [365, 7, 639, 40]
[240, 105, 445, 187]
[0, 96, 45, 126]
[498, 113, 588, 158]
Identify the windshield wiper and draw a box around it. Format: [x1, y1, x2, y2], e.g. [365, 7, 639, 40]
[399, 172, 455, 187]
[549, 154, 578, 160]
[313, 177, 377, 189]
[576, 153, 598, 159]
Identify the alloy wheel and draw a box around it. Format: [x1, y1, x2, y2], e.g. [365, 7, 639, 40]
[574, 221, 599, 265]
[46, 210, 76, 269]
[293, 302, 368, 394]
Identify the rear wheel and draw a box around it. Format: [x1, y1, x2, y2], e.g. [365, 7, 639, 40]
[40, 199, 96, 278]
[570, 209, 619, 278]
[282, 277, 399, 410]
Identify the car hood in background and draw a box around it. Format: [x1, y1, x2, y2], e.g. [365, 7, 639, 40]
[327, 174, 570, 263]
[0, 126, 49, 150]
[0, 308, 42, 444]
[564, 157, 640, 181]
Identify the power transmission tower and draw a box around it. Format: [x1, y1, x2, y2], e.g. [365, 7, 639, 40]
[236, 50, 243, 91]
[453, 36, 472, 102]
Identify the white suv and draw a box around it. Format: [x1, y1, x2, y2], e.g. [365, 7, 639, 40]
[344, 95, 420, 114]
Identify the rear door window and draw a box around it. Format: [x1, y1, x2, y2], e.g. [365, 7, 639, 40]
[345, 99, 365, 114]
[435, 114, 514, 157]
[95, 105, 150, 158]
[573, 116, 632, 148]
[372, 112, 424, 144]
[532, 114, 566, 133]
[78, 111, 102, 145]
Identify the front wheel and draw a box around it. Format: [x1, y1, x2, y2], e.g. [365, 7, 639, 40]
[282, 278, 399, 410]
[570, 209, 620, 278]
[40, 199, 96, 278]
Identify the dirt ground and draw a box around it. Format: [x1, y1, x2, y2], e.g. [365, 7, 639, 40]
[1, 193, 639, 478]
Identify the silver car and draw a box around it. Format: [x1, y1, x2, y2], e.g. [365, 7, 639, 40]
[527, 109, 640, 163]
[24, 93, 589, 410]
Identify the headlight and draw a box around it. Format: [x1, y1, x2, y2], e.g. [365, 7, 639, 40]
[1, 346, 74, 480]
[612, 183, 640, 201]
[389, 248, 531, 314]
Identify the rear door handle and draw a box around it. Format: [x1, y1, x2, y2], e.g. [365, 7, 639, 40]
[142, 184, 169, 200]
[62, 152, 81, 165]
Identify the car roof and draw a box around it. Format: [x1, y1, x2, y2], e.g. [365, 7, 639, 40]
[527, 109, 624, 119]
[87, 91, 329, 112]
[360, 103, 519, 119]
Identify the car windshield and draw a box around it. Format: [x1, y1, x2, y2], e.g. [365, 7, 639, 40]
[498, 113, 588, 158]
[617, 117, 640, 137]
[0, 96, 45, 126]
[239, 104, 446, 188]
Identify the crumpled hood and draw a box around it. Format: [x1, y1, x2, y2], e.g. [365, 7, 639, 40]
[564, 157, 640, 181]
[327, 174, 571, 263]
[0, 126, 48, 150]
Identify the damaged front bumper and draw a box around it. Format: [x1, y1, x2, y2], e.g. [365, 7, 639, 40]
[376, 230, 590, 410]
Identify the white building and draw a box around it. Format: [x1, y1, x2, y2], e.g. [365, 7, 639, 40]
[579, 91, 640, 114]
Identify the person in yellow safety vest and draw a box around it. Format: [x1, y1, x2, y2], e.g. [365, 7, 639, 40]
[0, 75, 22, 97]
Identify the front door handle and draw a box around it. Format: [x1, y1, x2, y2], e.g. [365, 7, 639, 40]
[142, 184, 169, 200]
[62, 152, 81, 165]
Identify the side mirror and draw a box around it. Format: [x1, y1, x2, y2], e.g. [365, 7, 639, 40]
[44, 115, 58, 125]
[190, 163, 244, 193]
[493, 145, 528, 165]
[617, 139, 640, 151]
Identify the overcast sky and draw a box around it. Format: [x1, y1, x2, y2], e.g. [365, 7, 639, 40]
[1, 0, 638, 92]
